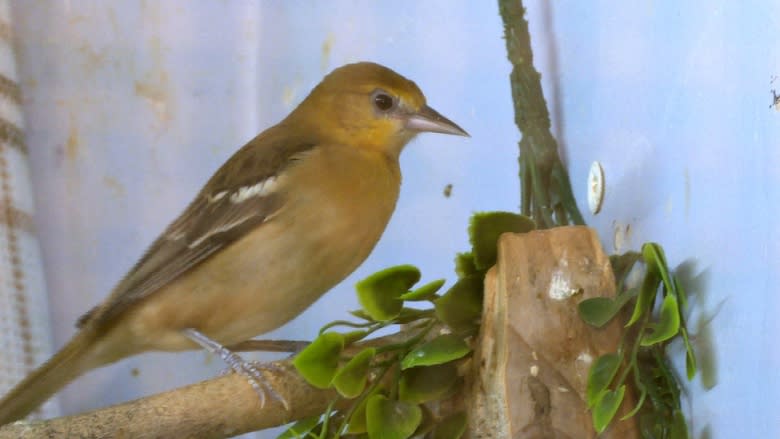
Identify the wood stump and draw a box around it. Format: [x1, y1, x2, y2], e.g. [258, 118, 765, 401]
[467, 226, 639, 438]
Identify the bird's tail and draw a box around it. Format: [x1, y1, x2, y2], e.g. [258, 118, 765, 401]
[0, 328, 104, 425]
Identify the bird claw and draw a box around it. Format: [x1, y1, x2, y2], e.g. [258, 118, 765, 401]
[230, 360, 289, 411]
[182, 328, 290, 411]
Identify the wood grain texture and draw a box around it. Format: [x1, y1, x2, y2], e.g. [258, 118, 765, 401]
[468, 226, 639, 438]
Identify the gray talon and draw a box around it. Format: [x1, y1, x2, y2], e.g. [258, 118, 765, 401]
[183, 328, 290, 410]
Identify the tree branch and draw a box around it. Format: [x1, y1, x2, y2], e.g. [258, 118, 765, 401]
[0, 361, 339, 439]
[0, 331, 419, 438]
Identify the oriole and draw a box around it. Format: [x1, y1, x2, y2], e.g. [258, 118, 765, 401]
[0, 61, 468, 424]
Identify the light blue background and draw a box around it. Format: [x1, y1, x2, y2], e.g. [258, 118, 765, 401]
[9, 1, 780, 437]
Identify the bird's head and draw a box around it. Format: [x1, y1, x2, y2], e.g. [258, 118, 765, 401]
[288, 62, 468, 159]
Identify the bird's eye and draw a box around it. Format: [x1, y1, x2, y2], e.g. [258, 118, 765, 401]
[372, 91, 395, 112]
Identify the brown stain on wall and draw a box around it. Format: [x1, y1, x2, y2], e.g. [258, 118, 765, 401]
[102, 175, 126, 198]
[77, 44, 109, 74]
[134, 77, 167, 102]
[133, 3, 176, 131]
[134, 72, 174, 128]
[65, 122, 80, 161]
[321, 33, 334, 73]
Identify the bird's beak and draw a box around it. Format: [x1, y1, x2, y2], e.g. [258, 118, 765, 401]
[405, 105, 470, 137]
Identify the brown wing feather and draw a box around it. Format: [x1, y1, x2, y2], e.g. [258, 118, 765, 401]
[78, 124, 316, 328]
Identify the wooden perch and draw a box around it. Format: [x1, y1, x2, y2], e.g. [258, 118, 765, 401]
[467, 226, 639, 438]
[0, 331, 419, 438]
[0, 361, 340, 438]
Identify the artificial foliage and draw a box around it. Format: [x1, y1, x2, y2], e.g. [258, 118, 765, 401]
[283, 217, 696, 439]
[579, 244, 695, 437]
[280, 212, 533, 439]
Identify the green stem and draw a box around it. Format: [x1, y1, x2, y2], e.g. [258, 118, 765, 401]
[498, 0, 585, 227]
[617, 313, 650, 387]
[374, 319, 436, 354]
[319, 320, 377, 334]
[389, 354, 401, 400]
[317, 400, 336, 439]
[334, 362, 394, 436]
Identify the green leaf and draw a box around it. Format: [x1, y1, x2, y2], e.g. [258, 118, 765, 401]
[399, 363, 458, 403]
[454, 252, 478, 278]
[434, 276, 483, 331]
[592, 385, 626, 433]
[431, 412, 467, 439]
[609, 251, 642, 284]
[674, 274, 688, 310]
[277, 416, 320, 439]
[332, 348, 375, 398]
[642, 243, 674, 295]
[469, 212, 535, 270]
[670, 409, 689, 439]
[641, 294, 681, 346]
[293, 332, 344, 388]
[681, 327, 697, 380]
[586, 353, 621, 408]
[413, 405, 436, 437]
[626, 269, 660, 327]
[399, 279, 446, 301]
[401, 334, 470, 370]
[366, 395, 422, 439]
[346, 397, 369, 434]
[395, 307, 431, 324]
[620, 386, 646, 420]
[343, 330, 371, 345]
[356, 265, 421, 321]
[578, 298, 615, 327]
[578, 288, 637, 328]
[641, 242, 663, 274]
[350, 310, 374, 321]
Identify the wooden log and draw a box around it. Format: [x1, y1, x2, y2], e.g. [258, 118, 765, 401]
[468, 226, 639, 438]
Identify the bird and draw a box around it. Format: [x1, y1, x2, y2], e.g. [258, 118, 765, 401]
[0, 61, 468, 425]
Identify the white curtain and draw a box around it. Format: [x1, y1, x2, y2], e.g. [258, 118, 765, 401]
[0, 0, 57, 420]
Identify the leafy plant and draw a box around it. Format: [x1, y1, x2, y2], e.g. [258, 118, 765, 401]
[279, 212, 535, 439]
[282, 210, 695, 438]
[579, 243, 696, 436]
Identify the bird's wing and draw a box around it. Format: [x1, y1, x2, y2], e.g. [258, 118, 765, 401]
[78, 128, 316, 328]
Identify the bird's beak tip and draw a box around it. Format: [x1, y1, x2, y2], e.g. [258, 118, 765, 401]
[406, 105, 470, 138]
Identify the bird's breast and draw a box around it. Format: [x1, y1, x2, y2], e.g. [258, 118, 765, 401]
[263, 144, 402, 309]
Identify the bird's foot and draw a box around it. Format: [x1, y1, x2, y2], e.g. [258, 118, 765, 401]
[182, 328, 290, 410]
